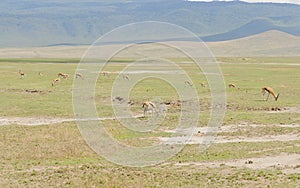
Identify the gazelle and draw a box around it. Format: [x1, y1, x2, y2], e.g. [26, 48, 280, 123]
[228, 83, 237, 88]
[184, 80, 193, 87]
[58, 72, 69, 79]
[142, 101, 157, 117]
[75, 73, 84, 79]
[19, 70, 25, 78]
[122, 74, 130, 80]
[200, 82, 207, 88]
[101, 71, 110, 77]
[262, 86, 280, 101]
[51, 78, 60, 86]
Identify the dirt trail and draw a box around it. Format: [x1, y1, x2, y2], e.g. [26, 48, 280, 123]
[0, 115, 144, 126]
[1, 116, 299, 145]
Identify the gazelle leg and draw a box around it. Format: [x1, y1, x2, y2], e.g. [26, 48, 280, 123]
[151, 108, 154, 116]
[262, 91, 266, 100]
[266, 93, 270, 101]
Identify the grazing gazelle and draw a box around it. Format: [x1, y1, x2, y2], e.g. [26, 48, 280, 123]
[200, 82, 207, 88]
[184, 80, 193, 87]
[142, 101, 157, 117]
[262, 86, 280, 101]
[101, 71, 110, 77]
[228, 83, 237, 88]
[58, 72, 69, 79]
[51, 78, 60, 86]
[122, 74, 130, 80]
[75, 73, 84, 79]
[19, 70, 25, 78]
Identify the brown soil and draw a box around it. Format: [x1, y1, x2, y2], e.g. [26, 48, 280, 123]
[268, 105, 300, 114]
[0, 88, 51, 94]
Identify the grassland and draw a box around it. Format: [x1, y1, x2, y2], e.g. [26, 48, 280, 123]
[0, 57, 299, 187]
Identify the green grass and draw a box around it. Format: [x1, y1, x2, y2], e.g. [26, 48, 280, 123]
[0, 62, 77, 117]
[174, 141, 300, 163]
[2, 58, 300, 122]
[1, 57, 300, 187]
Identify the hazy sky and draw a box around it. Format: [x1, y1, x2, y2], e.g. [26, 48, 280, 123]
[188, 0, 300, 5]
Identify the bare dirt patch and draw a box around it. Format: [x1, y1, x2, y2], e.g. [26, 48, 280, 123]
[2, 116, 299, 143]
[226, 104, 300, 113]
[268, 105, 300, 114]
[177, 153, 300, 173]
[160, 133, 300, 145]
[165, 123, 300, 134]
[0, 88, 51, 94]
[0, 117, 75, 126]
[0, 115, 145, 126]
[161, 123, 300, 145]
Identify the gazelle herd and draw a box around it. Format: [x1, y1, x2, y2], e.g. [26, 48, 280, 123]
[17, 69, 84, 87]
[182, 79, 280, 102]
[17, 67, 280, 118]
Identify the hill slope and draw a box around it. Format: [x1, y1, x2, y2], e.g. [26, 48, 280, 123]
[203, 18, 300, 41]
[1, 0, 300, 47]
[208, 30, 300, 56]
[0, 30, 299, 58]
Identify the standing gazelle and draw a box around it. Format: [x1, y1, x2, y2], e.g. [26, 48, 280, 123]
[122, 74, 130, 80]
[262, 86, 280, 101]
[52, 78, 60, 86]
[142, 101, 157, 117]
[19, 70, 25, 78]
[58, 72, 69, 79]
[200, 82, 207, 88]
[101, 71, 110, 77]
[75, 73, 84, 79]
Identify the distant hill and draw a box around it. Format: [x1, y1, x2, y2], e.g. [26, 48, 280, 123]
[1, 30, 299, 58]
[1, 0, 300, 47]
[202, 18, 300, 41]
[208, 30, 300, 56]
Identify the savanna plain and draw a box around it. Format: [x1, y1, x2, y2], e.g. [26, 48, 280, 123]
[0, 54, 299, 187]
